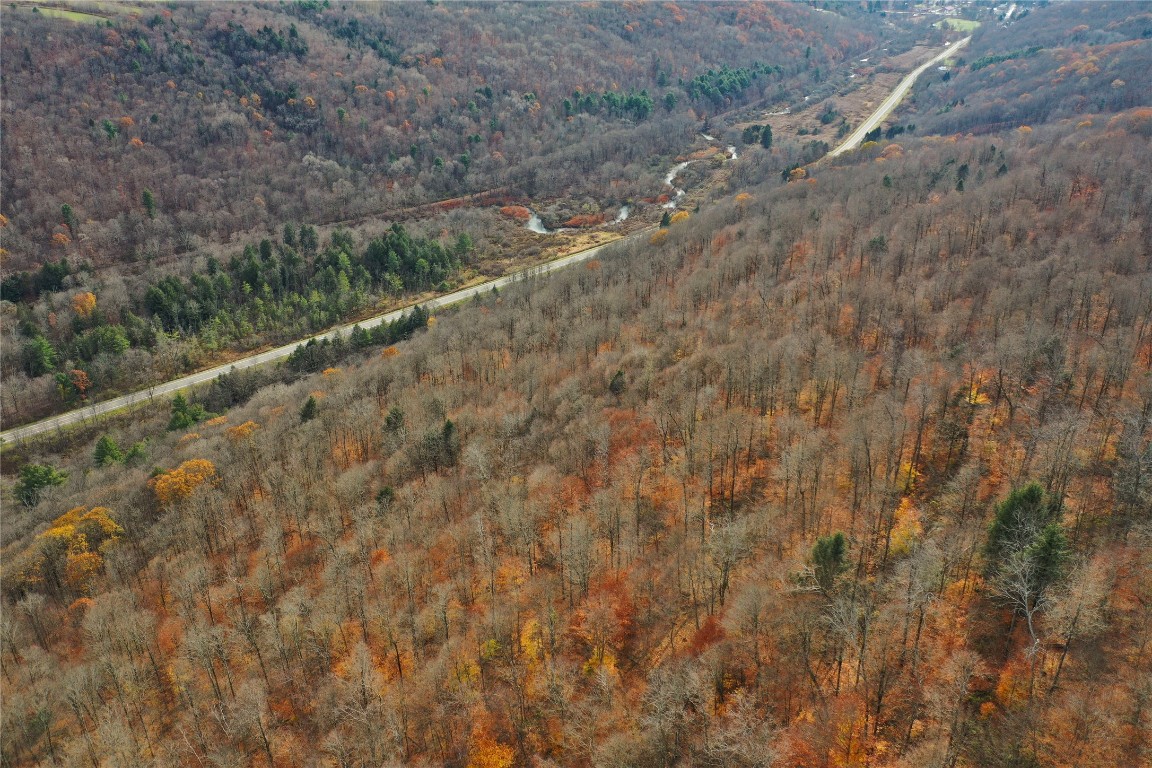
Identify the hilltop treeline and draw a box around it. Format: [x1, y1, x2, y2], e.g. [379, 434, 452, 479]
[0, 1, 888, 273]
[2, 107, 1149, 766]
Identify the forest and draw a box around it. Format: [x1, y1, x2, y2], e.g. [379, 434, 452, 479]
[1, 0, 897, 426]
[2, 2, 1152, 767]
[1, 219, 469, 425]
[908, 2, 1148, 135]
[0, 0, 887, 268]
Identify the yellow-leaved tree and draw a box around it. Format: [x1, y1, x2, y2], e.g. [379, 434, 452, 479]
[467, 728, 514, 768]
[22, 506, 125, 596]
[72, 292, 97, 318]
[151, 459, 218, 506]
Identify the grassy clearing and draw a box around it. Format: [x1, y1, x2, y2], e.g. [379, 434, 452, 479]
[15, 5, 107, 23]
[934, 18, 981, 32]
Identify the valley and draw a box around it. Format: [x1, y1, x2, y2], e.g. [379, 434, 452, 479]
[0, 31, 972, 445]
[2, 3, 1150, 768]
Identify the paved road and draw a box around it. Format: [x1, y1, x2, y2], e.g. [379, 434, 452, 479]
[0, 237, 633, 445]
[827, 36, 971, 159]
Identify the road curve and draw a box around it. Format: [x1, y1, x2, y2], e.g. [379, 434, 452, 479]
[1, 235, 636, 445]
[827, 36, 971, 159]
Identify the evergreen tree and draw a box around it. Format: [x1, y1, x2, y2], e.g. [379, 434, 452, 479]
[124, 440, 149, 465]
[94, 435, 124, 466]
[23, 336, 58, 377]
[609, 370, 626, 397]
[300, 395, 319, 422]
[14, 463, 68, 507]
[168, 393, 209, 431]
[350, 324, 372, 349]
[812, 532, 847, 595]
[440, 419, 460, 468]
[760, 124, 773, 149]
[61, 203, 75, 237]
[1024, 523, 1070, 596]
[384, 406, 405, 434]
[299, 224, 319, 256]
[376, 486, 395, 514]
[985, 482, 1060, 573]
[986, 483, 1070, 645]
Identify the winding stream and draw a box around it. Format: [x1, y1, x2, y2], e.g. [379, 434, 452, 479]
[663, 162, 691, 209]
[525, 145, 723, 232]
[526, 211, 551, 234]
[526, 204, 631, 233]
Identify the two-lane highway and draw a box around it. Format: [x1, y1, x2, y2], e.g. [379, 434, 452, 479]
[0, 236, 632, 445]
[827, 36, 971, 159]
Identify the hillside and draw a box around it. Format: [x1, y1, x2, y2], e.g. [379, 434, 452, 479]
[907, 1, 1150, 135]
[1, 0, 887, 265]
[2, 3, 1152, 768]
[1, 0, 905, 427]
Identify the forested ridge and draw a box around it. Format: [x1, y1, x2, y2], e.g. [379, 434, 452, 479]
[3, 102, 1151, 766]
[3, 3, 1152, 767]
[0, 0, 881, 267]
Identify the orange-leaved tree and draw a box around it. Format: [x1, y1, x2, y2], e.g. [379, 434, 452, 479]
[466, 726, 514, 768]
[151, 459, 218, 506]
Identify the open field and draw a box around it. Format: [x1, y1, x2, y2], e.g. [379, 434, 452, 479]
[935, 17, 981, 32]
[8, 3, 107, 23]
